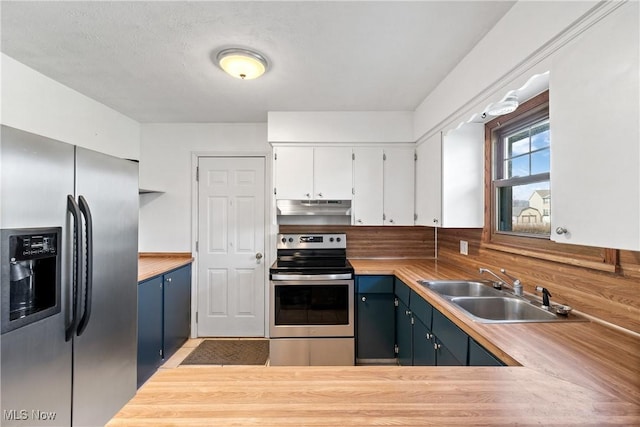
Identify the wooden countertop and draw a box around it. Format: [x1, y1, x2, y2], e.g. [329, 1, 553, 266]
[109, 258, 640, 426]
[138, 253, 193, 282]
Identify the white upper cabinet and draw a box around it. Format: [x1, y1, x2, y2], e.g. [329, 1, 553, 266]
[383, 147, 415, 226]
[352, 146, 414, 226]
[415, 123, 484, 228]
[415, 133, 442, 227]
[550, 2, 639, 250]
[274, 146, 353, 200]
[352, 147, 384, 225]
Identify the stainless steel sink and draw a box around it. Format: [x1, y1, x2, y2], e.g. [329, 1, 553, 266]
[417, 280, 504, 297]
[450, 296, 561, 323]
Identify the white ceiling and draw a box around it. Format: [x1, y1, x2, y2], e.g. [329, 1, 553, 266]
[1, 1, 515, 123]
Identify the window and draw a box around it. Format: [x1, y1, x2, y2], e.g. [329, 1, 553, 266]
[493, 111, 550, 237]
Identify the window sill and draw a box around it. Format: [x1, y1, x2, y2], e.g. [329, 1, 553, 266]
[483, 242, 616, 273]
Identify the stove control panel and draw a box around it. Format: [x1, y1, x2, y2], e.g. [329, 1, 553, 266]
[277, 233, 346, 249]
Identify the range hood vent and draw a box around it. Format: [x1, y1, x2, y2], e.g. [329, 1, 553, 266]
[277, 199, 351, 216]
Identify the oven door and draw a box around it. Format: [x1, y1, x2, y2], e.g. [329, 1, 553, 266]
[269, 279, 354, 338]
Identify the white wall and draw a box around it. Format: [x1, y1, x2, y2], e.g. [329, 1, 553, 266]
[138, 123, 269, 252]
[413, 1, 598, 140]
[1, 54, 140, 160]
[268, 111, 413, 143]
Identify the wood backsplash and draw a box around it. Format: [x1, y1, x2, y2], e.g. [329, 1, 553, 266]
[436, 228, 640, 334]
[278, 225, 435, 259]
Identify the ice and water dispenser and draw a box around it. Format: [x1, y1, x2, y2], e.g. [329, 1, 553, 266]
[1, 228, 61, 334]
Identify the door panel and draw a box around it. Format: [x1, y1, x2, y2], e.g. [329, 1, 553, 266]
[73, 147, 138, 426]
[197, 157, 265, 337]
[0, 126, 74, 426]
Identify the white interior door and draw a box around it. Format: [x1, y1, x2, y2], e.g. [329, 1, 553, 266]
[197, 157, 266, 337]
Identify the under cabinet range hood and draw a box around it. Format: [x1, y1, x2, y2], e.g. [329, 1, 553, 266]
[276, 200, 352, 225]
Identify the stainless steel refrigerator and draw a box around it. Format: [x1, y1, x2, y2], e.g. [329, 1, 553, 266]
[0, 125, 138, 426]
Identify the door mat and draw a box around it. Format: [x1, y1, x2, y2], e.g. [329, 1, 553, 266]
[180, 339, 269, 366]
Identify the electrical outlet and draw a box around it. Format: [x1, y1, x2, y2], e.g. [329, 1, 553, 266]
[460, 240, 469, 255]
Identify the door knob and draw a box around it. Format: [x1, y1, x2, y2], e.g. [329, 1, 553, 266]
[255, 252, 263, 260]
[361, 296, 367, 302]
[555, 227, 568, 235]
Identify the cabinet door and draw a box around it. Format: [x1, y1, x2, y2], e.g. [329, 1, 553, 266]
[163, 265, 191, 361]
[441, 123, 484, 228]
[415, 133, 442, 227]
[383, 148, 415, 225]
[550, 2, 639, 250]
[356, 293, 395, 360]
[275, 147, 314, 199]
[412, 318, 436, 366]
[137, 276, 163, 388]
[434, 339, 464, 366]
[432, 310, 468, 365]
[313, 147, 353, 199]
[395, 299, 413, 366]
[352, 148, 384, 225]
[469, 338, 503, 366]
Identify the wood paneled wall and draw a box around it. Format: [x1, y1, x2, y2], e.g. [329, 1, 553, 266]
[278, 225, 436, 259]
[437, 228, 640, 334]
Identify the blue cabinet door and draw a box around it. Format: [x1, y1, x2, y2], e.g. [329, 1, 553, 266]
[469, 338, 504, 366]
[163, 265, 191, 361]
[412, 318, 436, 366]
[137, 276, 163, 388]
[395, 299, 413, 366]
[356, 276, 395, 361]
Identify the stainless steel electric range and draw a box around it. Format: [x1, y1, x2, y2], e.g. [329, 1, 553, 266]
[269, 233, 354, 366]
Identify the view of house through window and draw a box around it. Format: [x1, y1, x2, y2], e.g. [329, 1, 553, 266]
[494, 115, 550, 236]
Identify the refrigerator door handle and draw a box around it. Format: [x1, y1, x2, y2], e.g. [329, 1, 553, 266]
[76, 195, 93, 336]
[66, 195, 82, 341]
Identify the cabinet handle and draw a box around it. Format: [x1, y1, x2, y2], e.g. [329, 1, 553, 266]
[357, 219, 363, 224]
[434, 343, 441, 350]
[433, 218, 439, 224]
[166, 277, 172, 284]
[426, 333, 433, 340]
[305, 193, 311, 198]
[361, 296, 367, 302]
[389, 219, 394, 224]
[555, 227, 568, 235]
[405, 310, 411, 316]
[317, 192, 323, 198]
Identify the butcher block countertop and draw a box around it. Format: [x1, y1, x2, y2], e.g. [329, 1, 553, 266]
[109, 258, 640, 426]
[138, 253, 193, 282]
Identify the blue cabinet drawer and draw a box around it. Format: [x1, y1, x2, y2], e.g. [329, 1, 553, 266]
[356, 275, 394, 294]
[409, 290, 433, 330]
[432, 310, 468, 364]
[394, 278, 411, 306]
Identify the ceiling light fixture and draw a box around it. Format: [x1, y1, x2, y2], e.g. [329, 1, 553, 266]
[216, 48, 268, 80]
[486, 91, 519, 116]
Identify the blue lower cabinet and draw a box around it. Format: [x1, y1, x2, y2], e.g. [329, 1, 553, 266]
[412, 318, 436, 366]
[356, 276, 395, 361]
[469, 338, 505, 366]
[137, 264, 192, 388]
[137, 276, 163, 388]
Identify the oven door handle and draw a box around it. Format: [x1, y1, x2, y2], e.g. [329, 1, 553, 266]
[270, 273, 353, 281]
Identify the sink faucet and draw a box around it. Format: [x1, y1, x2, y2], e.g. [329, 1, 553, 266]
[479, 267, 524, 296]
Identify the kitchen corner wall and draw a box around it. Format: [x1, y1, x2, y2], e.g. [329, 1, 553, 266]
[138, 123, 269, 252]
[1, 54, 140, 160]
[437, 228, 640, 334]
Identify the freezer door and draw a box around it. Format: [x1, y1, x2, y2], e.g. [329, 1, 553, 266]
[72, 147, 138, 426]
[0, 126, 74, 426]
